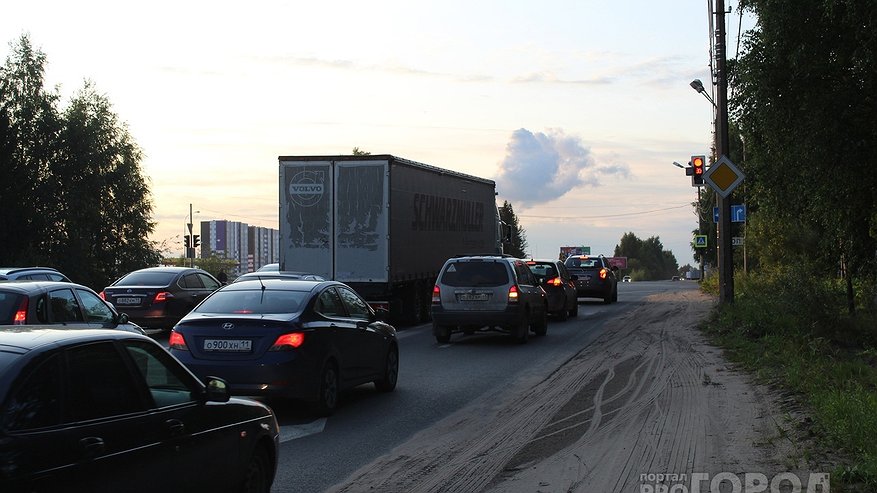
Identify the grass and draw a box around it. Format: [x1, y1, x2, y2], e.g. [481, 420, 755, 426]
[699, 271, 877, 491]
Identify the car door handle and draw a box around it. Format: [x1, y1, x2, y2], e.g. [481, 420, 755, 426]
[80, 436, 105, 458]
[166, 419, 185, 436]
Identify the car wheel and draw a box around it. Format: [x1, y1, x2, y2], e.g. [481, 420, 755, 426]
[374, 344, 399, 392]
[569, 299, 579, 317]
[513, 311, 529, 344]
[312, 362, 339, 416]
[433, 322, 451, 343]
[533, 305, 548, 336]
[612, 286, 618, 302]
[241, 445, 271, 493]
[603, 291, 612, 304]
[555, 304, 569, 321]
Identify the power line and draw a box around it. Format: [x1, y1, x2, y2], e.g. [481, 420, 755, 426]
[518, 204, 691, 220]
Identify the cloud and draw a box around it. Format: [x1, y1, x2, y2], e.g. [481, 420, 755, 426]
[495, 128, 630, 207]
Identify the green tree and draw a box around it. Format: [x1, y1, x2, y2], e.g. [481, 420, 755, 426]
[733, 0, 877, 313]
[351, 147, 371, 156]
[614, 231, 678, 280]
[0, 35, 161, 289]
[498, 201, 528, 258]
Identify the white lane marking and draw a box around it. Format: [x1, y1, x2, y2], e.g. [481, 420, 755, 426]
[279, 418, 327, 442]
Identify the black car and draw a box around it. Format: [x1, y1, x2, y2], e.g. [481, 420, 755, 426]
[526, 260, 578, 320]
[0, 327, 279, 493]
[0, 281, 143, 334]
[430, 254, 549, 344]
[0, 267, 71, 282]
[169, 278, 399, 416]
[100, 267, 221, 331]
[563, 254, 619, 304]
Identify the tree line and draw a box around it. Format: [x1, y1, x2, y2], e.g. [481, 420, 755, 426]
[1, 35, 161, 290]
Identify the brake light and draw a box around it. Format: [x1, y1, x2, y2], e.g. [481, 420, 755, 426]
[13, 298, 28, 325]
[169, 331, 187, 350]
[547, 277, 563, 287]
[508, 285, 519, 302]
[432, 285, 440, 304]
[599, 268, 608, 280]
[270, 333, 305, 351]
[154, 291, 173, 303]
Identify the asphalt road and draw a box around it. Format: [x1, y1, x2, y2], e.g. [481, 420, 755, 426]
[156, 279, 700, 492]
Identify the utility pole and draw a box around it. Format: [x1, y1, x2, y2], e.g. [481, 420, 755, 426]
[714, 0, 734, 303]
[189, 203, 194, 268]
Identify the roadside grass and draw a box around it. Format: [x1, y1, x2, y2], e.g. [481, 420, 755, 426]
[699, 271, 877, 490]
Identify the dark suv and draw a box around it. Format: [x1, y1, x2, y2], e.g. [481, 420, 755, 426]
[430, 255, 548, 344]
[563, 254, 618, 303]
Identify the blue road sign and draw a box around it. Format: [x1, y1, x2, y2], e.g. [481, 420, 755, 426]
[731, 205, 746, 223]
[713, 205, 746, 223]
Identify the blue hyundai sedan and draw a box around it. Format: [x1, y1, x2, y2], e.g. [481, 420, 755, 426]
[168, 278, 399, 416]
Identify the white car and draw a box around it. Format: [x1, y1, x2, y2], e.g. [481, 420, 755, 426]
[622, 276, 632, 283]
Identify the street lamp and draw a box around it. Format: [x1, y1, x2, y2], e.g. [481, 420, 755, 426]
[690, 79, 716, 107]
[672, 161, 685, 169]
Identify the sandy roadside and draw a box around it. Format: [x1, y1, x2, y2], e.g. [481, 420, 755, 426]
[329, 289, 815, 493]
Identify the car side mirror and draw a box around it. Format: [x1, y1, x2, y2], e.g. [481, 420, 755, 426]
[204, 376, 231, 403]
[373, 307, 390, 322]
[117, 312, 129, 324]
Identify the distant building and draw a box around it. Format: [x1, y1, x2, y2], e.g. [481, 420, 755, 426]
[199, 220, 279, 275]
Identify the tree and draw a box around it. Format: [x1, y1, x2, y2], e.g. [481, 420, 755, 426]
[0, 35, 161, 289]
[351, 147, 371, 156]
[733, 0, 877, 313]
[498, 201, 528, 257]
[614, 232, 678, 280]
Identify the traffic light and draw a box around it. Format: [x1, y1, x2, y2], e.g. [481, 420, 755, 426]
[184, 235, 191, 248]
[691, 155, 706, 186]
[192, 235, 200, 248]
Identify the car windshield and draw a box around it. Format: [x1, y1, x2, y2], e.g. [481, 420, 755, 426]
[528, 263, 558, 280]
[0, 292, 24, 324]
[440, 261, 509, 287]
[115, 272, 177, 286]
[194, 289, 309, 315]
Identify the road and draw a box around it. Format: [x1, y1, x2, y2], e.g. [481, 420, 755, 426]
[157, 280, 772, 492]
[269, 280, 701, 492]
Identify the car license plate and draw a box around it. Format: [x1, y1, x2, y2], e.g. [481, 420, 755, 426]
[204, 339, 252, 352]
[116, 297, 141, 305]
[458, 293, 489, 302]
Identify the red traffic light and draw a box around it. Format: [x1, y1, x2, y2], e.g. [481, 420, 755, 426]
[691, 155, 705, 175]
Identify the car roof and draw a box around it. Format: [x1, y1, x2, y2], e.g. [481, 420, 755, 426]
[221, 278, 336, 292]
[0, 267, 63, 275]
[133, 266, 199, 273]
[0, 326, 149, 352]
[234, 271, 325, 282]
[0, 280, 96, 294]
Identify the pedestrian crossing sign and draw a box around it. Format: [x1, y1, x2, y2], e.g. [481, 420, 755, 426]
[694, 235, 708, 248]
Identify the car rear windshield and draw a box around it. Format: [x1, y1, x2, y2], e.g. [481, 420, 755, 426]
[0, 292, 25, 324]
[114, 272, 177, 286]
[440, 261, 509, 287]
[564, 257, 602, 269]
[194, 289, 309, 315]
[528, 263, 558, 280]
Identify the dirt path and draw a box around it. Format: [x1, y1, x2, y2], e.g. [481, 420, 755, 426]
[329, 290, 797, 493]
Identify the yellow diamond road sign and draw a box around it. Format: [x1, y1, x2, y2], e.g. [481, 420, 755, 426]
[703, 155, 744, 198]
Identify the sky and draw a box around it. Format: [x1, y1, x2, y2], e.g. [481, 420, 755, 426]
[3, 1, 756, 266]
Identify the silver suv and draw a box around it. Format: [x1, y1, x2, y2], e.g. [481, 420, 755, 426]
[430, 255, 548, 344]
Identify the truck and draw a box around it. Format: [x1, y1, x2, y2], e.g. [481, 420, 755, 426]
[279, 154, 503, 324]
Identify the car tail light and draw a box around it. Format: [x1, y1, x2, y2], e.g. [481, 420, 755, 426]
[547, 277, 563, 287]
[599, 268, 608, 280]
[169, 331, 187, 350]
[508, 285, 519, 303]
[98, 291, 106, 300]
[153, 291, 173, 303]
[432, 285, 440, 304]
[13, 298, 28, 325]
[270, 333, 305, 351]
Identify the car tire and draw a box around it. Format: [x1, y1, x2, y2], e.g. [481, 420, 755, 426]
[603, 291, 612, 304]
[513, 311, 529, 344]
[555, 304, 568, 321]
[312, 362, 339, 416]
[433, 323, 452, 343]
[533, 305, 548, 336]
[241, 445, 272, 493]
[374, 344, 399, 392]
[569, 300, 579, 317]
[612, 286, 618, 302]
